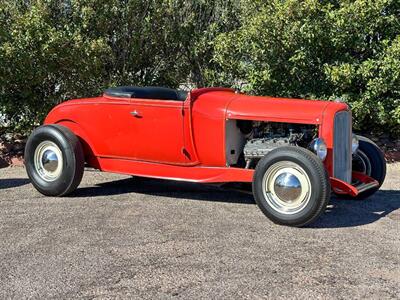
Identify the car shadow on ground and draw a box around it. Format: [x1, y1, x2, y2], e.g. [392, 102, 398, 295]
[310, 190, 400, 228]
[72, 177, 255, 205]
[0, 178, 30, 189]
[71, 176, 400, 228]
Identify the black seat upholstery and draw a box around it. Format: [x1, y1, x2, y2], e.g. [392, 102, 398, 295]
[104, 86, 188, 101]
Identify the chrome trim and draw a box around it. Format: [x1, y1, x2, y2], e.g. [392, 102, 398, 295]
[333, 111, 352, 183]
[42, 150, 59, 172]
[309, 138, 327, 161]
[34, 141, 63, 182]
[357, 181, 379, 193]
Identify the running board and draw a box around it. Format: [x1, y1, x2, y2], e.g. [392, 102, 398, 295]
[96, 157, 254, 183]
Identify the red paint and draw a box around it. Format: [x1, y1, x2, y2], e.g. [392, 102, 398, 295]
[330, 177, 358, 196]
[44, 87, 363, 195]
[227, 94, 330, 124]
[98, 157, 254, 183]
[330, 172, 379, 197]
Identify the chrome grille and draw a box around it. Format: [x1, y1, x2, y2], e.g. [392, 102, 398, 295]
[333, 111, 352, 183]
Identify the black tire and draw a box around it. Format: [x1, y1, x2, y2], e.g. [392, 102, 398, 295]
[25, 124, 84, 196]
[350, 135, 386, 199]
[252, 146, 330, 227]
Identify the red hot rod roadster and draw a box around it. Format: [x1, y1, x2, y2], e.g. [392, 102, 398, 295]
[25, 87, 386, 226]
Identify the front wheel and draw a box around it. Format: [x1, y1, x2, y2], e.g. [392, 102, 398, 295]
[348, 135, 386, 199]
[25, 125, 84, 196]
[253, 146, 330, 227]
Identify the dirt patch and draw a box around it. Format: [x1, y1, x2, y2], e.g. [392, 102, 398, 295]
[0, 133, 26, 168]
[385, 151, 400, 163]
[0, 154, 24, 168]
[363, 133, 400, 163]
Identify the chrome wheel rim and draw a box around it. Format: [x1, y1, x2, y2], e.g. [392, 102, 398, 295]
[34, 141, 63, 182]
[262, 161, 311, 215]
[353, 150, 371, 176]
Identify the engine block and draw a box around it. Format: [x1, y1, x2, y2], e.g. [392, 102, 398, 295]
[243, 138, 290, 159]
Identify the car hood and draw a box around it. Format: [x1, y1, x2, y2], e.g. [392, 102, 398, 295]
[226, 94, 348, 125]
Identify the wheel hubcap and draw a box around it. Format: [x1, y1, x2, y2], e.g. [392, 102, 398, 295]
[41, 149, 59, 172]
[262, 161, 311, 215]
[273, 172, 302, 203]
[34, 141, 63, 182]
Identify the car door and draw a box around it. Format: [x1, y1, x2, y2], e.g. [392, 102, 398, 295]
[128, 99, 187, 164]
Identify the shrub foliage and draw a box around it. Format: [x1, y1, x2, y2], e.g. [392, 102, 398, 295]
[0, 0, 399, 135]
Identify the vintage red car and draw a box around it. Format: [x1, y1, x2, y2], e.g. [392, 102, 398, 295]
[25, 86, 386, 226]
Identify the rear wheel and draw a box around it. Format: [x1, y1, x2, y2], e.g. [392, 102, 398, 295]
[253, 146, 330, 227]
[25, 125, 84, 196]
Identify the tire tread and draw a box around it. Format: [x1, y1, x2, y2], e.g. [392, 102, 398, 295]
[25, 124, 84, 196]
[49, 125, 84, 196]
[253, 146, 330, 227]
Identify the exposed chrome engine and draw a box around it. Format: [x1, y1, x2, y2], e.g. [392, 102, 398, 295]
[243, 136, 295, 159]
[235, 121, 317, 168]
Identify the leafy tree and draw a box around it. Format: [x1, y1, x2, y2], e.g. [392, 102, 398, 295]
[0, 0, 399, 136]
[0, 0, 110, 131]
[0, 0, 239, 132]
[212, 0, 400, 135]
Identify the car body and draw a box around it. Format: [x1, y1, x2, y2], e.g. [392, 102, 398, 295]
[25, 86, 386, 226]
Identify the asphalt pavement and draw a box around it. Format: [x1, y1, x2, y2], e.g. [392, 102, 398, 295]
[0, 164, 399, 299]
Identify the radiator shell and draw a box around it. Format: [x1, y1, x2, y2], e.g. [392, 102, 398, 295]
[333, 111, 352, 183]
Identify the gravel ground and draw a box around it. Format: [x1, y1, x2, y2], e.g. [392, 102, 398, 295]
[0, 164, 399, 299]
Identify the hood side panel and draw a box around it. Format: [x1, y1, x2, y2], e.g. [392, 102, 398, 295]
[226, 95, 331, 124]
[190, 91, 237, 166]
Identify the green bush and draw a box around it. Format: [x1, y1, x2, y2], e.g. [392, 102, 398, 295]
[212, 0, 400, 135]
[0, 0, 237, 132]
[0, 1, 111, 131]
[0, 0, 399, 136]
